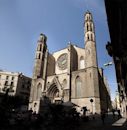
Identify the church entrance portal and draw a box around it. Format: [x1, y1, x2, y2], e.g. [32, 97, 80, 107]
[47, 83, 62, 103]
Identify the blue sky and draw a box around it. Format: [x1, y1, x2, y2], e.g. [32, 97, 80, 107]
[0, 0, 117, 100]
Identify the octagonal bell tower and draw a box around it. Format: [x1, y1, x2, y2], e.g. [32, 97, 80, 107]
[29, 34, 48, 113]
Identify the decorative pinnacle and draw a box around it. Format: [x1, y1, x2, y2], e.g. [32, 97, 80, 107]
[85, 10, 93, 21]
[38, 33, 47, 43]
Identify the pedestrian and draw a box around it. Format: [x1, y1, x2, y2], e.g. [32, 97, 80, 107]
[117, 109, 121, 118]
[101, 110, 105, 125]
[82, 106, 87, 117]
[112, 109, 115, 118]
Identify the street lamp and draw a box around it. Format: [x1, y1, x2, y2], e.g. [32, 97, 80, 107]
[90, 98, 94, 114]
[103, 61, 113, 67]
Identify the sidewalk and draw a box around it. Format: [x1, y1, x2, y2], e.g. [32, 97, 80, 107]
[112, 118, 126, 127]
[78, 114, 127, 130]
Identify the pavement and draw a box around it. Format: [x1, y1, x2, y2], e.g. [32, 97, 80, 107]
[112, 117, 126, 127]
[78, 113, 127, 130]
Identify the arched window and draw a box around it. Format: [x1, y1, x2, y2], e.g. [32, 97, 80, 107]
[36, 53, 40, 59]
[91, 34, 93, 41]
[87, 23, 89, 31]
[87, 34, 89, 40]
[75, 76, 82, 98]
[90, 23, 92, 31]
[80, 56, 85, 69]
[38, 53, 41, 59]
[63, 79, 67, 88]
[36, 83, 42, 100]
[39, 44, 42, 51]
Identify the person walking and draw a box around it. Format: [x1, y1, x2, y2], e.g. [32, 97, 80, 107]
[101, 110, 106, 125]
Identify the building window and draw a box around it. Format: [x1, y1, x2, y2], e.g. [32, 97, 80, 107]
[12, 76, 14, 80]
[80, 56, 85, 69]
[87, 34, 89, 40]
[87, 23, 89, 31]
[6, 76, 9, 80]
[91, 34, 93, 41]
[37, 44, 42, 51]
[39, 44, 42, 51]
[5, 81, 8, 86]
[38, 53, 41, 59]
[90, 23, 92, 31]
[75, 76, 82, 98]
[36, 53, 41, 59]
[10, 82, 14, 86]
[36, 83, 42, 100]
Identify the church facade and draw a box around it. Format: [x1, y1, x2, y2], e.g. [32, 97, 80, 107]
[29, 12, 110, 113]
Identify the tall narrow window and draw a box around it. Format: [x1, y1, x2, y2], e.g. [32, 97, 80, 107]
[87, 24, 89, 31]
[75, 76, 82, 98]
[87, 34, 89, 40]
[10, 82, 14, 86]
[39, 44, 42, 51]
[6, 76, 9, 80]
[80, 56, 85, 69]
[37, 44, 42, 51]
[90, 23, 92, 31]
[5, 81, 8, 86]
[12, 76, 14, 80]
[36, 83, 42, 100]
[91, 34, 93, 41]
[38, 53, 41, 59]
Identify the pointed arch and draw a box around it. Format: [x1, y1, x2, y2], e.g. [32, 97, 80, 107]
[80, 56, 85, 69]
[47, 83, 59, 101]
[75, 76, 82, 98]
[36, 83, 42, 100]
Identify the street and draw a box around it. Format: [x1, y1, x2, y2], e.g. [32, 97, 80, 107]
[78, 113, 127, 130]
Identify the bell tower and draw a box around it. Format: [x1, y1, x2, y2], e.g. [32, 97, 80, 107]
[84, 11, 98, 68]
[29, 33, 48, 113]
[33, 33, 47, 79]
[84, 11, 101, 113]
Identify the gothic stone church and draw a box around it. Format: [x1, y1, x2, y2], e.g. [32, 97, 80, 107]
[29, 12, 109, 113]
